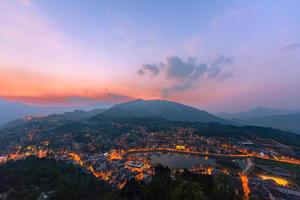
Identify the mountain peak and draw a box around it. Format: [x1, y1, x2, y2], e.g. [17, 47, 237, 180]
[91, 99, 227, 124]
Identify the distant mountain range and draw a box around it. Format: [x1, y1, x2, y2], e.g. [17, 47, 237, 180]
[90, 99, 227, 124]
[1, 109, 106, 129]
[1, 99, 300, 134]
[237, 113, 300, 134]
[0, 99, 111, 125]
[216, 107, 300, 134]
[216, 107, 300, 120]
[46, 109, 106, 121]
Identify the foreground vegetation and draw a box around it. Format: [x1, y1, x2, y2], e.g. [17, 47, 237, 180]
[0, 156, 117, 200]
[0, 157, 243, 200]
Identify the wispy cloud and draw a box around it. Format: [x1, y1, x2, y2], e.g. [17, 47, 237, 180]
[282, 43, 300, 51]
[207, 55, 233, 78]
[2, 92, 134, 107]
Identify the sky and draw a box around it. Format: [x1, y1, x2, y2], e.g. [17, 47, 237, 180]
[1, 0, 300, 112]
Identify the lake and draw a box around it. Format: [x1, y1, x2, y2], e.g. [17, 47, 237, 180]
[130, 151, 249, 170]
[131, 152, 216, 169]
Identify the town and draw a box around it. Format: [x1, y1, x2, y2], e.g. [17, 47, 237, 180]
[1, 117, 300, 200]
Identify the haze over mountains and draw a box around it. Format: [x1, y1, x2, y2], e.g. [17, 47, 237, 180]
[216, 107, 300, 134]
[1, 109, 107, 130]
[1, 99, 228, 129]
[1, 99, 300, 134]
[0, 99, 111, 125]
[236, 113, 300, 134]
[216, 107, 300, 120]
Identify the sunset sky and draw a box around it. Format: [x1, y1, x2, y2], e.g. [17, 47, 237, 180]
[1, 0, 300, 112]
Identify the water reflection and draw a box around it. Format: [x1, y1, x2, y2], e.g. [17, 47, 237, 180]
[133, 152, 216, 169]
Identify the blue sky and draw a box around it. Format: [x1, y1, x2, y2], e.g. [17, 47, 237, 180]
[1, 0, 300, 112]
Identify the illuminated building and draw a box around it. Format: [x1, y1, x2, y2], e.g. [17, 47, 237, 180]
[175, 145, 185, 150]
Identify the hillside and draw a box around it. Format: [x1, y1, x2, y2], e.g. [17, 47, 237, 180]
[240, 113, 300, 134]
[0, 99, 110, 126]
[46, 109, 106, 121]
[217, 107, 300, 120]
[90, 99, 227, 124]
[0, 109, 106, 130]
[0, 156, 116, 200]
[0, 157, 241, 200]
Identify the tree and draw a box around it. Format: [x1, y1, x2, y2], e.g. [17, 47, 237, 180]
[171, 180, 208, 200]
[211, 174, 241, 200]
[121, 178, 144, 200]
[145, 164, 171, 200]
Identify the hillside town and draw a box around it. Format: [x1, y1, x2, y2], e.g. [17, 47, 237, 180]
[1, 118, 300, 200]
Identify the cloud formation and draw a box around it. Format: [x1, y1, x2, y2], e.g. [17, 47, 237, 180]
[165, 57, 195, 79]
[138, 55, 234, 95]
[282, 43, 300, 51]
[207, 55, 233, 78]
[137, 63, 164, 77]
[162, 81, 193, 95]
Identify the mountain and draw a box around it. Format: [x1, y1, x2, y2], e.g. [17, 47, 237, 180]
[0, 99, 42, 125]
[214, 112, 235, 120]
[215, 107, 300, 134]
[46, 109, 106, 121]
[90, 99, 227, 123]
[0, 99, 110, 126]
[239, 113, 300, 134]
[216, 107, 300, 120]
[1, 108, 106, 129]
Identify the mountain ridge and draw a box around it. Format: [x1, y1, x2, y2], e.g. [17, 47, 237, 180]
[238, 112, 300, 134]
[90, 99, 228, 124]
[0, 108, 106, 130]
[0, 99, 111, 125]
[216, 107, 300, 119]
